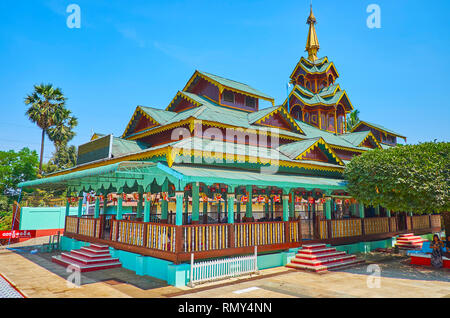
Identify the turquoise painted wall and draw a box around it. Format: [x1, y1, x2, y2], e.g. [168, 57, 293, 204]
[19, 207, 79, 230]
[332, 238, 394, 254]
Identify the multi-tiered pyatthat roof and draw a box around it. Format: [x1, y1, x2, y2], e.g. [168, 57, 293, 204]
[284, 6, 353, 135]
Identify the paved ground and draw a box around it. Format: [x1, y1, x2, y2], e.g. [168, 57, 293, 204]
[0, 274, 23, 298]
[0, 238, 449, 298]
[172, 253, 450, 298]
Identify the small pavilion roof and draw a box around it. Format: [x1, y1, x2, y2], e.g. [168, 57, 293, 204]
[351, 120, 406, 139]
[340, 131, 381, 149]
[18, 161, 347, 194]
[183, 70, 274, 104]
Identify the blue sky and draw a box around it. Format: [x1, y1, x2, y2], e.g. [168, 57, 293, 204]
[0, 0, 449, 162]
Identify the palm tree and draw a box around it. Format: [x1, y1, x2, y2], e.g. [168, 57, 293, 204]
[24, 84, 77, 174]
[346, 109, 360, 131]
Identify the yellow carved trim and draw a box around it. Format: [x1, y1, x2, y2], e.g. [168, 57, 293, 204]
[294, 138, 344, 166]
[182, 71, 275, 105]
[358, 131, 382, 149]
[122, 106, 161, 138]
[350, 121, 406, 140]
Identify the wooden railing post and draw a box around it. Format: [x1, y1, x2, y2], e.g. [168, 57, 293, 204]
[428, 215, 432, 229]
[388, 217, 392, 233]
[298, 220, 302, 243]
[284, 221, 290, 243]
[143, 223, 149, 248]
[76, 217, 80, 235]
[361, 218, 365, 237]
[175, 226, 183, 264]
[327, 220, 332, 240]
[228, 224, 235, 248]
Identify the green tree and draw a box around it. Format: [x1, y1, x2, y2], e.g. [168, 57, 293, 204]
[24, 83, 77, 174]
[45, 144, 78, 174]
[346, 109, 360, 131]
[0, 148, 39, 196]
[344, 142, 450, 234]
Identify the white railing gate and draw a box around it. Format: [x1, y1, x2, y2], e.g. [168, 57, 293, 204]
[189, 246, 258, 287]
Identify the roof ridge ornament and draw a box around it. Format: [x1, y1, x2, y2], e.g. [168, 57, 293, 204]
[305, 4, 320, 62]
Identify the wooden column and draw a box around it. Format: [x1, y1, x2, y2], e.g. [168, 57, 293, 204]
[136, 191, 143, 219]
[65, 199, 70, 217]
[94, 197, 100, 218]
[334, 108, 338, 134]
[103, 193, 108, 215]
[77, 197, 83, 217]
[144, 198, 151, 223]
[325, 199, 332, 220]
[289, 192, 295, 220]
[374, 205, 380, 217]
[227, 193, 235, 224]
[161, 180, 168, 221]
[245, 185, 253, 219]
[175, 191, 184, 226]
[192, 182, 200, 223]
[282, 194, 289, 222]
[117, 194, 123, 220]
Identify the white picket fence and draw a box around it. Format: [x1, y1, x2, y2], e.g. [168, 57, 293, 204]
[189, 246, 258, 287]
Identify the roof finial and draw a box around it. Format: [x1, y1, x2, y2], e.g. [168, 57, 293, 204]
[305, 3, 319, 62]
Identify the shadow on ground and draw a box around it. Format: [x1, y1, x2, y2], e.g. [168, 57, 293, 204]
[332, 252, 450, 283]
[3, 246, 169, 290]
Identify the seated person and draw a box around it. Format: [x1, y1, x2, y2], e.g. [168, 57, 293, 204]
[430, 234, 444, 268]
[445, 235, 450, 258]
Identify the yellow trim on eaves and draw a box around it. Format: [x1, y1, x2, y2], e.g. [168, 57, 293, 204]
[253, 106, 305, 135]
[165, 91, 202, 112]
[122, 106, 160, 138]
[174, 147, 344, 173]
[350, 121, 406, 139]
[182, 71, 275, 106]
[294, 138, 344, 166]
[358, 131, 382, 149]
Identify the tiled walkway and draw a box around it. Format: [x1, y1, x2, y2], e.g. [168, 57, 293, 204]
[0, 274, 23, 298]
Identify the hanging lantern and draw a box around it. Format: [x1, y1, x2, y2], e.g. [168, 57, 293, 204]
[257, 195, 265, 203]
[133, 193, 139, 200]
[320, 198, 326, 204]
[273, 195, 280, 203]
[240, 195, 249, 203]
[308, 197, 315, 204]
[215, 193, 222, 201]
[162, 192, 169, 202]
[336, 199, 342, 205]
[295, 196, 302, 203]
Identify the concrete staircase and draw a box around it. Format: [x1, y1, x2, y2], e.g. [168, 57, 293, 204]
[52, 243, 121, 272]
[286, 243, 365, 273]
[395, 233, 426, 250]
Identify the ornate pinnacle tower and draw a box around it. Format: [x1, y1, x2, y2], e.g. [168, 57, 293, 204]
[305, 5, 320, 62]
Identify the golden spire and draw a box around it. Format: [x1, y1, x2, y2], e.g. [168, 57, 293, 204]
[305, 4, 320, 62]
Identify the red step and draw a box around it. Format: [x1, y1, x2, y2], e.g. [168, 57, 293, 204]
[60, 253, 120, 266]
[395, 234, 426, 250]
[71, 249, 111, 259]
[52, 255, 121, 272]
[286, 244, 364, 272]
[52, 244, 121, 272]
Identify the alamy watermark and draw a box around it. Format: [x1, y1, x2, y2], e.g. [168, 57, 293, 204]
[366, 4, 381, 29]
[66, 4, 81, 29]
[170, 122, 280, 174]
[66, 264, 81, 288]
[366, 264, 381, 288]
